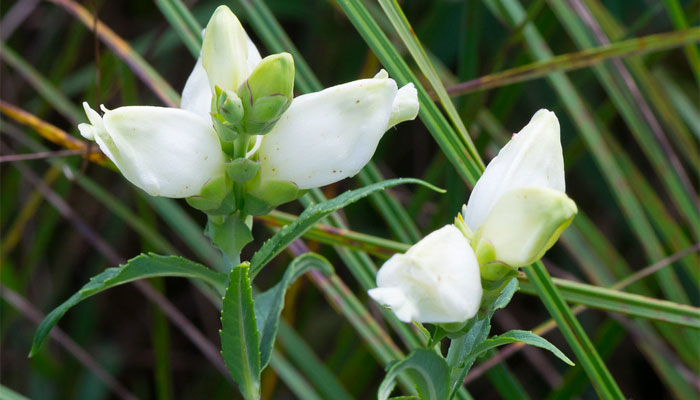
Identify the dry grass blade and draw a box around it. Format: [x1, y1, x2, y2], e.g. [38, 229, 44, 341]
[446, 27, 700, 96]
[46, 0, 180, 107]
[0, 100, 111, 166]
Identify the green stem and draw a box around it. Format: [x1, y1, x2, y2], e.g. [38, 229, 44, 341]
[233, 133, 251, 211]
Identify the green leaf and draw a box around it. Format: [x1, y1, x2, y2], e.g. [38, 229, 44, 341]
[30, 254, 226, 356]
[471, 329, 574, 366]
[446, 278, 518, 398]
[255, 252, 333, 369]
[379, 349, 450, 400]
[205, 213, 254, 267]
[249, 178, 443, 278]
[220, 263, 261, 400]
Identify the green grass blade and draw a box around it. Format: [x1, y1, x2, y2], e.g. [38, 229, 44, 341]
[547, 0, 699, 238]
[661, 0, 700, 83]
[0, 43, 84, 124]
[155, 0, 202, 57]
[523, 263, 625, 399]
[519, 277, 700, 329]
[486, 0, 690, 306]
[336, 0, 483, 185]
[377, 0, 484, 171]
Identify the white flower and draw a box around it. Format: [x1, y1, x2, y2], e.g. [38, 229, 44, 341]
[368, 225, 482, 324]
[464, 109, 577, 268]
[181, 7, 419, 190]
[257, 71, 418, 189]
[80, 5, 419, 202]
[78, 103, 224, 198]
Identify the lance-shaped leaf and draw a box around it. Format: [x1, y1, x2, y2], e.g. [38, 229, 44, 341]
[378, 349, 450, 400]
[254, 252, 333, 369]
[30, 254, 227, 356]
[469, 329, 574, 366]
[220, 263, 261, 400]
[249, 178, 443, 279]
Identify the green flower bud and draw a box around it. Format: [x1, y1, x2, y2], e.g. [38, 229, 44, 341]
[238, 53, 295, 135]
[216, 87, 245, 126]
[210, 87, 244, 142]
[473, 187, 577, 268]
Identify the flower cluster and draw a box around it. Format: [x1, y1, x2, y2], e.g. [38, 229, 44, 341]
[79, 6, 418, 214]
[370, 110, 577, 324]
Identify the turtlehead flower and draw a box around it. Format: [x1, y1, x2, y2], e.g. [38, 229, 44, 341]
[257, 70, 418, 189]
[79, 5, 418, 205]
[464, 109, 577, 272]
[368, 225, 482, 324]
[182, 6, 419, 191]
[78, 103, 224, 198]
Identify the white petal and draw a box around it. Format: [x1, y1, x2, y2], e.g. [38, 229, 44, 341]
[465, 109, 565, 231]
[368, 287, 415, 322]
[476, 187, 577, 267]
[258, 77, 398, 189]
[388, 83, 419, 128]
[245, 35, 262, 73]
[202, 6, 249, 92]
[371, 225, 482, 323]
[181, 56, 212, 120]
[101, 106, 224, 198]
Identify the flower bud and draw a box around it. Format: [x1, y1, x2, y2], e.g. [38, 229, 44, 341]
[202, 6, 249, 93]
[237, 53, 295, 135]
[473, 187, 577, 268]
[463, 109, 576, 270]
[211, 87, 244, 142]
[215, 87, 245, 126]
[368, 225, 482, 324]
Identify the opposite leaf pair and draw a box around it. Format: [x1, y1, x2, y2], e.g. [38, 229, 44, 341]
[369, 109, 578, 324]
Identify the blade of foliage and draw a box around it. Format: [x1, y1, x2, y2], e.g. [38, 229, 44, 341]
[447, 27, 700, 96]
[0, 384, 31, 400]
[519, 277, 700, 329]
[155, 0, 202, 57]
[257, 212, 700, 329]
[470, 330, 574, 366]
[220, 263, 261, 400]
[487, 0, 696, 377]
[276, 322, 354, 400]
[336, 0, 482, 185]
[0, 42, 84, 124]
[0, 101, 110, 166]
[377, 0, 483, 170]
[47, 0, 180, 107]
[255, 252, 333, 369]
[267, 350, 322, 400]
[249, 178, 442, 278]
[446, 279, 519, 398]
[378, 349, 450, 400]
[661, 0, 700, 83]
[547, 0, 698, 249]
[357, 163, 422, 243]
[523, 263, 624, 399]
[30, 254, 226, 356]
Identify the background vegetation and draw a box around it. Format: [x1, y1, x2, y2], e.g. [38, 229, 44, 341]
[1, 0, 698, 399]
